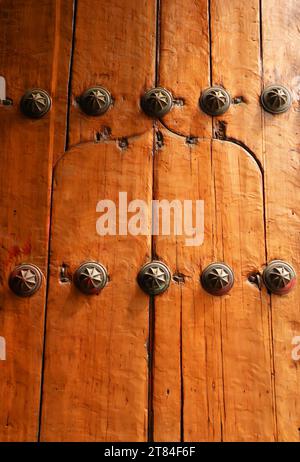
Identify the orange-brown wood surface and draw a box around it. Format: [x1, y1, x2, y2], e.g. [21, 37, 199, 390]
[151, 0, 300, 442]
[40, 136, 152, 441]
[68, 0, 156, 147]
[0, 0, 300, 442]
[159, 0, 210, 137]
[0, 0, 73, 441]
[262, 0, 300, 441]
[152, 128, 275, 441]
[39, 0, 157, 442]
[210, 0, 263, 160]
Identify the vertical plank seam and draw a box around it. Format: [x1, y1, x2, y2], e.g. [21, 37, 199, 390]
[259, 0, 278, 442]
[208, 0, 213, 86]
[209, 0, 225, 441]
[147, 295, 155, 442]
[65, 0, 78, 153]
[147, 0, 161, 439]
[180, 286, 184, 442]
[147, 123, 157, 441]
[155, 0, 161, 87]
[48, 0, 62, 165]
[37, 0, 78, 441]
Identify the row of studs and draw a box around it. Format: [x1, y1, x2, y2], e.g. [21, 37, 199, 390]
[18, 84, 293, 119]
[8, 260, 296, 298]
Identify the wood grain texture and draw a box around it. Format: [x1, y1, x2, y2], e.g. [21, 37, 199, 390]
[152, 127, 275, 441]
[262, 0, 300, 442]
[1, 0, 299, 443]
[210, 0, 263, 161]
[68, 0, 156, 147]
[40, 134, 152, 441]
[0, 0, 73, 441]
[159, 0, 211, 137]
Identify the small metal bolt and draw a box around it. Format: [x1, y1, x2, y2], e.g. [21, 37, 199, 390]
[260, 85, 292, 114]
[2, 98, 13, 106]
[201, 262, 234, 295]
[20, 89, 51, 118]
[263, 260, 296, 295]
[118, 137, 128, 150]
[199, 86, 231, 116]
[138, 261, 171, 295]
[141, 87, 173, 118]
[74, 261, 108, 295]
[79, 86, 112, 116]
[248, 272, 262, 290]
[9, 264, 43, 297]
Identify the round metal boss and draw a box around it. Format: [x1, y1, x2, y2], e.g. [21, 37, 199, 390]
[199, 86, 231, 116]
[201, 262, 234, 296]
[79, 86, 112, 116]
[138, 261, 171, 296]
[260, 85, 292, 114]
[74, 262, 108, 295]
[9, 264, 43, 297]
[20, 89, 51, 118]
[141, 87, 173, 118]
[263, 260, 296, 295]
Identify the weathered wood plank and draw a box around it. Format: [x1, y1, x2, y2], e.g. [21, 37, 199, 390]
[0, 0, 73, 441]
[40, 135, 152, 441]
[262, 0, 300, 442]
[68, 0, 156, 146]
[152, 127, 275, 441]
[159, 0, 210, 137]
[210, 0, 263, 161]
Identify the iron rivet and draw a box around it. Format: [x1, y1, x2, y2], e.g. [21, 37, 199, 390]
[20, 89, 51, 118]
[201, 262, 234, 296]
[260, 85, 292, 114]
[74, 261, 108, 295]
[199, 86, 231, 116]
[248, 272, 262, 290]
[138, 261, 171, 295]
[9, 264, 43, 297]
[141, 87, 173, 118]
[79, 86, 112, 116]
[263, 260, 296, 295]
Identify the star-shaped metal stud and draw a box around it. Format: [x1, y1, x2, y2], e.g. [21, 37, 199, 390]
[206, 267, 230, 289]
[201, 263, 234, 295]
[263, 260, 296, 294]
[200, 87, 231, 116]
[74, 262, 108, 294]
[79, 86, 111, 116]
[20, 89, 51, 118]
[261, 85, 292, 114]
[138, 261, 171, 295]
[141, 87, 173, 117]
[268, 266, 292, 288]
[9, 264, 43, 297]
[15, 268, 37, 288]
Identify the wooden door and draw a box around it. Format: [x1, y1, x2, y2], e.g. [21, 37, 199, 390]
[0, 0, 299, 442]
[0, 0, 73, 441]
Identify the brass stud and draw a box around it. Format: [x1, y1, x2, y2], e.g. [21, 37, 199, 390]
[141, 87, 173, 118]
[9, 264, 43, 297]
[79, 86, 112, 116]
[201, 262, 234, 295]
[199, 86, 231, 116]
[74, 261, 108, 295]
[20, 89, 51, 118]
[263, 260, 296, 295]
[260, 85, 292, 114]
[138, 261, 171, 295]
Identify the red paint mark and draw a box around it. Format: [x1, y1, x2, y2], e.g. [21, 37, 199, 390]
[21, 241, 32, 255]
[3, 239, 32, 267]
[9, 245, 21, 259]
